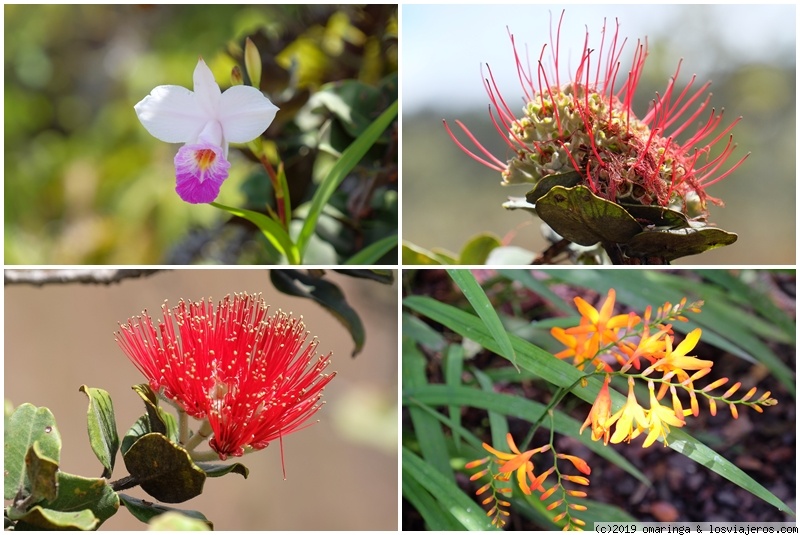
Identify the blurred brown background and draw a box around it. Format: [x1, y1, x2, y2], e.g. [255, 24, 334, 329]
[4, 269, 398, 530]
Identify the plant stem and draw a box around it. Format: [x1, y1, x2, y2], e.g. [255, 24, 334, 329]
[259, 154, 287, 229]
[183, 420, 213, 453]
[109, 475, 140, 492]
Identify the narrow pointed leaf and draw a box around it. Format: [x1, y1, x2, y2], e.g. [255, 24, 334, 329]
[79, 385, 119, 478]
[270, 269, 365, 356]
[297, 100, 397, 259]
[447, 269, 517, 370]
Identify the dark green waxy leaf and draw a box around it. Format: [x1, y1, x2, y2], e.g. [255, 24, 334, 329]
[4, 403, 61, 500]
[131, 384, 179, 443]
[333, 269, 395, 284]
[79, 385, 119, 478]
[25, 442, 59, 503]
[535, 185, 643, 245]
[195, 462, 249, 479]
[118, 493, 212, 529]
[624, 227, 738, 261]
[123, 433, 206, 503]
[458, 232, 501, 264]
[619, 203, 691, 229]
[270, 269, 366, 357]
[526, 170, 583, 204]
[9, 506, 98, 530]
[122, 414, 152, 456]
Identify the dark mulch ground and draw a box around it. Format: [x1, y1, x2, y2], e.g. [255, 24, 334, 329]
[402, 270, 796, 529]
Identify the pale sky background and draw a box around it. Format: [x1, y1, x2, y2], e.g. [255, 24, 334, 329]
[402, 4, 796, 114]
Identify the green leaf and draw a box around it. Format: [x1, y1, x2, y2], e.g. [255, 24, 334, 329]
[47, 472, 118, 526]
[9, 471, 119, 529]
[122, 414, 152, 456]
[211, 202, 299, 264]
[149, 511, 212, 531]
[270, 269, 366, 357]
[525, 170, 583, 204]
[443, 344, 465, 450]
[195, 462, 249, 479]
[403, 447, 496, 530]
[4, 403, 61, 500]
[402, 311, 446, 352]
[296, 100, 398, 259]
[458, 232, 501, 264]
[403, 295, 795, 515]
[344, 234, 398, 264]
[9, 506, 98, 530]
[402, 468, 463, 530]
[402, 337, 453, 480]
[79, 385, 119, 478]
[447, 269, 517, 370]
[624, 227, 738, 261]
[25, 442, 59, 503]
[496, 269, 574, 314]
[118, 493, 212, 529]
[131, 384, 179, 443]
[333, 268, 395, 284]
[401, 242, 446, 265]
[619, 203, 690, 229]
[535, 185, 642, 245]
[123, 433, 206, 504]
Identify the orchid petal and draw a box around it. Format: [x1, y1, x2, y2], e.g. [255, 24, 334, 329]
[134, 85, 208, 143]
[192, 58, 222, 118]
[219, 85, 279, 143]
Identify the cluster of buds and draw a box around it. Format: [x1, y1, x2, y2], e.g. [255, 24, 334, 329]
[466, 433, 590, 530]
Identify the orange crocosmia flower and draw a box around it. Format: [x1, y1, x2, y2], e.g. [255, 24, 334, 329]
[579, 375, 613, 445]
[551, 320, 602, 370]
[567, 289, 638, 346]
[483, 433, 550, 495]
[643, 381, 686, 447]
[645, 328, 712, 382]
[608, 376, 649, 444]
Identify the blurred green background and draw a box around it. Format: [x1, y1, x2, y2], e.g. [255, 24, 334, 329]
[402, 5, 795, 265]
[5, 5, 397, 264]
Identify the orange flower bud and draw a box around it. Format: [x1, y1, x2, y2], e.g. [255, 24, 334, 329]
[722, 382, 741, 399]
[702, 377, 729, 392]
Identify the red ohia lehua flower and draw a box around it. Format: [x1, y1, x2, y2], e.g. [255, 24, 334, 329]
[115, 293, 336, 460]
[445, 11, 747, 219]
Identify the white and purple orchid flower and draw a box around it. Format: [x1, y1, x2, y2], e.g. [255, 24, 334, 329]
[134, 58, 278, 204]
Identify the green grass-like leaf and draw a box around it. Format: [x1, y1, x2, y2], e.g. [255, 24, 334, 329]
[211, 202, 299, 264]
[296, 100, 398, 260]
[403, 446, 497, 530]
